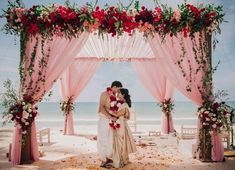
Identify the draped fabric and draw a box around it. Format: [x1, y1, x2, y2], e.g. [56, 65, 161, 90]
[11, 32, 89, 165]
[147, 32, 223, 161]
[131, 58, 174, 133]
[77, 32, 154, 59]
[147, 33, 203, 106]
[59, 58, 101, 135]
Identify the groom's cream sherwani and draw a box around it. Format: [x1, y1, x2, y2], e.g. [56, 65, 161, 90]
[97, 91, 113, 161]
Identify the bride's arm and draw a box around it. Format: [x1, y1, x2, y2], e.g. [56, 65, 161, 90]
[111, 108, 128, 117]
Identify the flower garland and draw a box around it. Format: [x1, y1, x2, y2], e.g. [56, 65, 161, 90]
[2, 1, 224, 38]
[106, 87, 123, 130]
[60, 96, 75, 115]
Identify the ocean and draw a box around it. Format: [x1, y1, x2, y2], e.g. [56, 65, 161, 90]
[1, 101, 235, 128]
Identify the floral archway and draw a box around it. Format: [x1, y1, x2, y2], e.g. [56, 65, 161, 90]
[1, 0, 230, 165]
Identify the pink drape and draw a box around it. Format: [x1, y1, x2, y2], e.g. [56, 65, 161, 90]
[11, 32, 88, 165]
[59, 58, 101, 135]
[147, 32, 223, 161]
[131, 58, 174, 134]
[147, 33, 203, 106]
[211, 131, 224, 161]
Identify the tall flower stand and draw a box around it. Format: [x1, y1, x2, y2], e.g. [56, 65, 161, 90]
[200, 128, 212, 162]
[20, 132, 32, 164]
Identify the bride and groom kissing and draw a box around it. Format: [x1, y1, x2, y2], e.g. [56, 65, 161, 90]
[97, 81, 137, 168]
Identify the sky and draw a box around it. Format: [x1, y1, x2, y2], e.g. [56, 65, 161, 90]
[0, 0, 234, 102]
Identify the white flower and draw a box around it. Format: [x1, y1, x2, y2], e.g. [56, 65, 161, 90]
[29, 114, 32, 117]
[212, 124, 217, 128]
[212, 118, 217, 121]
[22, 131, 27, 134]
[200, 108, 205, 112]
[21, 118, 26, 123]
[22, 111, 29, 119]
[25, 122, 29, 125]
[110, 101, 116, 107]
[28, 109, 32, 113]
[203, 122, 206, 125]
[8, 114, 13, 120]
[22, 102, 25, 106]
[117, 103, 121, 108]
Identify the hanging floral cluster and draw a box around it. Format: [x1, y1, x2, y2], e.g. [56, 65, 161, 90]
[159, 98, 174, 118]
[106, 87, 123, 130]
[60, 96, 75, 115]
[198, 102, 230, 133]
[2, 0, 224, 38]
[197, 101, 231, 161]
[7, 95, 38, 135]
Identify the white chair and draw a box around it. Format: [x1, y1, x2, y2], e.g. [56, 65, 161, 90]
[128, 108, 137, 132]
[37, 128, 51, 144]
[221, 130, 230, 149]
[180, 125, 197, 140]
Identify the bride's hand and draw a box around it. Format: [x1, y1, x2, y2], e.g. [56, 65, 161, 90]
[110, 116, 118, 121]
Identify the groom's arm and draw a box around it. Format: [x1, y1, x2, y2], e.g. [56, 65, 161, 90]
[100, 93, 116, 120]
[103, 96, 117, 120]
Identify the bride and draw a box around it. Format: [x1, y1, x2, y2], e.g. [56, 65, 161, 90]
[109, 88, 137, 168]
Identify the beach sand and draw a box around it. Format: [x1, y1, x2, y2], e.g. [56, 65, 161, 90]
[0, 124, 235, 170]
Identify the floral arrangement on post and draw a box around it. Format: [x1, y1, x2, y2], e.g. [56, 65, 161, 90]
[159, 98, 174, 133]
[106, 87, 123, 130]
[60, 96, 75, 116]
[197, 101, 230, 161]
[1, 79, 38, 146]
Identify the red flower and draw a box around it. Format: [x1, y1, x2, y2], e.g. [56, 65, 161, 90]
[116, 123, 120, 128]
[27, 23, 38, 34]
[110, 95, 116, 101]
[212, 102, 219, 111]
[23, 95, 32, 103]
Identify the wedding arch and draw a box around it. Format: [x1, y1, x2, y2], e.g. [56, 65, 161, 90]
[2, 0, 229, 165]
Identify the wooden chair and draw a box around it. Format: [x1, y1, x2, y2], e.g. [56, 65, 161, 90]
[149, 131, 161, 136]
[221, 130, 230, 149]
[128, 108, 137, 132]
[37, 128, 51, 144]
[180, 125, 197, 139]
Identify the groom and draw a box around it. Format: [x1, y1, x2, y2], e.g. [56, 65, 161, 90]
[97, 81, 123, 168]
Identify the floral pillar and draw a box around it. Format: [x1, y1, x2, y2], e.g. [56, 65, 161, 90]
[60, 96, 75, 135]
[160, 98, 174, 134]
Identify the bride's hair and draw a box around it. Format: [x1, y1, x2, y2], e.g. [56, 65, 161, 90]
[120, 88, 131, 107]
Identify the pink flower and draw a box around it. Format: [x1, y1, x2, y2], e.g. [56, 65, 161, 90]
[172, 10, 181, 23]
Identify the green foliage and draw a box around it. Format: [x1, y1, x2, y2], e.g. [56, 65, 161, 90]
[0, 79, 19, 125]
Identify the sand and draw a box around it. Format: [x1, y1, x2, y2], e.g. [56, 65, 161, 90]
[0, 125, 235, 170]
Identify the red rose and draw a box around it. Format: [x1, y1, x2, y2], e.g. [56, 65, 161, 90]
[23, 95, 32, 103]
[212, 102, 219, 111]
[116, 123, 120, 128]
